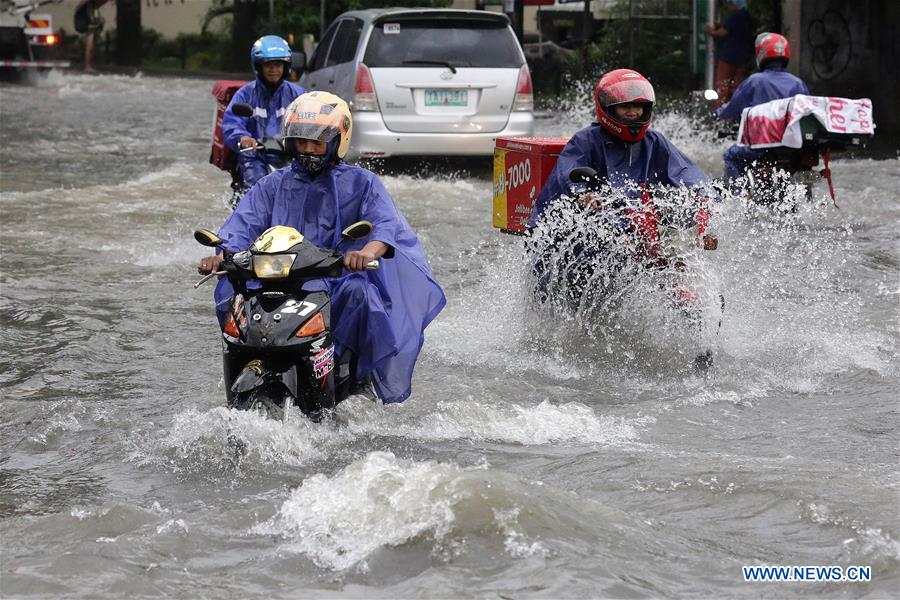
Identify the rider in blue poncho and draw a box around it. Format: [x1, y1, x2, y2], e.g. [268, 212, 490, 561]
[198, 92, 446, 404]
[527, 69, 716, 306]
[716, 33, 810, 181]
[529, 69, 712, 229]
[221, 35, 305, 189]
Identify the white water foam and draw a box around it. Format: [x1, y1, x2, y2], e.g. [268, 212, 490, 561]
[254, 451, 558, 570]
[804, 501, 900, 565]
[341, 399, 647, 447]
[135, 407, 339, 476]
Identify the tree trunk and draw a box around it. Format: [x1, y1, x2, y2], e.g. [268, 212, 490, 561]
[230, 0, 258, 72]
[115, 0, 142, 66]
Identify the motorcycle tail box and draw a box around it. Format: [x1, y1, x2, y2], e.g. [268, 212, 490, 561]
[737, 95, 874, 153]
[210, 80, 249, 172]
[795, 114, 870, 152]
[492, 136, 569, 234]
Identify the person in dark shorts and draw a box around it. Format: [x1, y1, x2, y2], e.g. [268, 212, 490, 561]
[705, 0, 755, 106]
[74, 0, 110, 73]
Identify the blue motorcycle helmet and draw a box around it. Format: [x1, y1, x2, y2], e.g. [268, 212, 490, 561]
[250, 35, 292, 84]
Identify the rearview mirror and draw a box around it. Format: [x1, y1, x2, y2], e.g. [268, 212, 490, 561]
[232, 102, 253, 118]
[194, 229, 224, 247]
[341, 221, 373, 240]
[569, 167, 598, 183]
[703, 89, 719, 102]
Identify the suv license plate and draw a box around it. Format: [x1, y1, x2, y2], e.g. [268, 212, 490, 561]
[424, 89, 468, 107]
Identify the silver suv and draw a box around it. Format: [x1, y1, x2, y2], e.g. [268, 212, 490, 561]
[300, 8, 534, 160]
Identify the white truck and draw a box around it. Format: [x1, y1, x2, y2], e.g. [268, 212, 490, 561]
[0, 0, 69, 74]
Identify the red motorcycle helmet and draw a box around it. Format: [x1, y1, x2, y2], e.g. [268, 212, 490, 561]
[755, 32, 790, 68]
[594, 69, 655, 143]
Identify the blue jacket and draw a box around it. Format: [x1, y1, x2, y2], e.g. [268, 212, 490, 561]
[528, 125, 710, 228]
[213, 161, 446, 404]
[222, 79, 305, 150]
[716, 66, 810, 121]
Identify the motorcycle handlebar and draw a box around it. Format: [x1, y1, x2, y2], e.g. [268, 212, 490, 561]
[239, 138, 286, 155]
[194, 270, 227, 289]
[193, 260, 377, 288]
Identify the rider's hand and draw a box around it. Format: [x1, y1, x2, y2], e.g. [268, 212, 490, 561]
[239, 136, 257, 150]
[198, 254, 224, 275]
[344, 249, 378, 272]
[577, 192, 602, 211]
[344, 241, 388, 272]
[702, 234, 718, 251]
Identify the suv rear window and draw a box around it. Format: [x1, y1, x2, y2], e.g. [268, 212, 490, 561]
[363, 19, 523, 69]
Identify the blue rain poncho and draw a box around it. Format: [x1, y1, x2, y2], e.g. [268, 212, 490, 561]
[221, 79, 305, 186]
[716, 65, 810, 121]
[717, 66, 810, 180]
[213, 161, 446, 404]
[528, 125, 710, 228]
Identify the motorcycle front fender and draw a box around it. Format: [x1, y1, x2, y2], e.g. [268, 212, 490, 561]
[231, 359, 267, 394]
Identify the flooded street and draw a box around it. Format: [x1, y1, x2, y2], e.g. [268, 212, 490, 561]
[1, 73, 898, 598]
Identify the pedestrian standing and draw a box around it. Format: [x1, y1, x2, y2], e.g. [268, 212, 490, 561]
[74, 0, 111, 73]
[704, 0, 755, 107]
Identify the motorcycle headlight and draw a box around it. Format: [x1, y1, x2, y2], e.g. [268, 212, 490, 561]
[253, 254, 295, 279]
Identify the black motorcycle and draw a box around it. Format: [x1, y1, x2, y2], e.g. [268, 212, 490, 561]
[194, 221, 380, 422]
[224, 103, 291, 211]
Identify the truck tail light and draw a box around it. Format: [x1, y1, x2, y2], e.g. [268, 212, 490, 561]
[30, 34, 60, 46]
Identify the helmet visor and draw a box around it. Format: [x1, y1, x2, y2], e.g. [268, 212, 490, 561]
[282, 121, 341, 144]
[598, 78, 655, 108]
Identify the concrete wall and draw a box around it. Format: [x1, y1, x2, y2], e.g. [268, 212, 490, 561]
[784, 0, 899, 135]
[39, 0, 115, 35]
[39, 0, 212, 38]
[142, 0, 212, 37]
[452, 0, 541, 33]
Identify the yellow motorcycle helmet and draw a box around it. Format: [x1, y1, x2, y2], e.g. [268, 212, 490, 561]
[281, 91, 353, 160]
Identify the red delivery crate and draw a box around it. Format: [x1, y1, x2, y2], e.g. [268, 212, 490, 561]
[210, 80, 248, 171]
[492, 136, 568, 233]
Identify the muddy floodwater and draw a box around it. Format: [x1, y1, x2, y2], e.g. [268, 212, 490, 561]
[1, 73, 898, 598]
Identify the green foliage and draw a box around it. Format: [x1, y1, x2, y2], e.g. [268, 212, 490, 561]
[559, 0, 693, 94]
[138, 27, 230, 71]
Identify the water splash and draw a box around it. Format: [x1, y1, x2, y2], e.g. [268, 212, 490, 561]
[254, 451, 632, 571]
[341, 398, 649, 447]
[131, 407, 339, 478]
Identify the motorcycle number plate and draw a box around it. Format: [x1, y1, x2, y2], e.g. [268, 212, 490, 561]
[281, 300, 316, 316]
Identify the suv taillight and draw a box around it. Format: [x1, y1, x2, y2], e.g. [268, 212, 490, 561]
[512, 64, 533, 112]
[354, 63, 378, 111]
